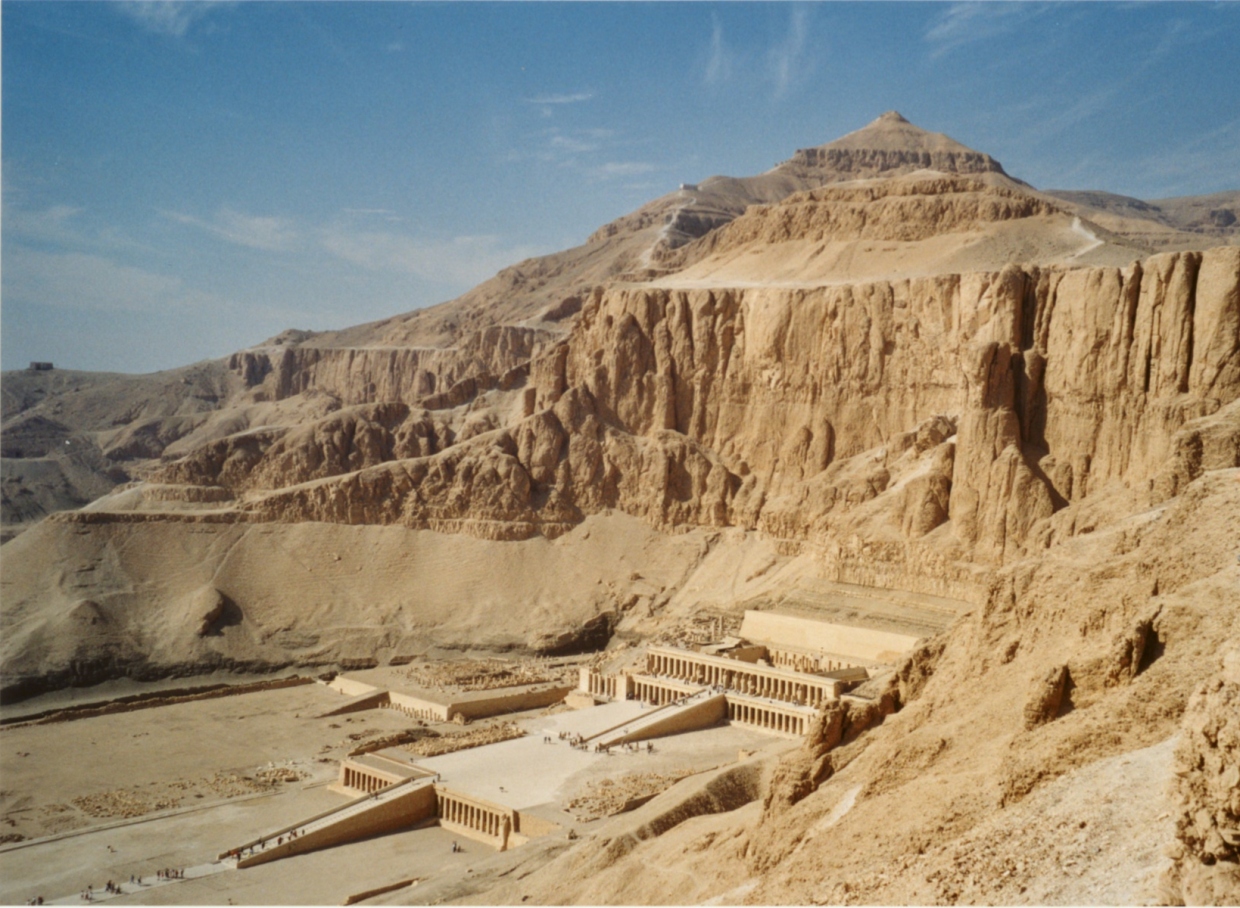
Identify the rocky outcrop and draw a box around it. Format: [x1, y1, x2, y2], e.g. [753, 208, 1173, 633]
[678, 178, 1060, 259]
[783, 111, 1009, 181]
[227, 324, 553, 407]
[1022, 664, 1070, 729]
[154, 403, 457, 492]
[787, 144, 1004, 179]
[1163, 646, 1240, 905]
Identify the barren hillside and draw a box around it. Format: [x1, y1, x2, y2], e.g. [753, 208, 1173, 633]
[2, 113, 1237, 905]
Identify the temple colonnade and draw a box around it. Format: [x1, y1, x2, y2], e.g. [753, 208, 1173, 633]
[340, 765, 401, 794]
[645, 645, 840, 708]
[725, 697, 814, 737]
[580, 669, 621, 699]
[436, 788, 512, 849]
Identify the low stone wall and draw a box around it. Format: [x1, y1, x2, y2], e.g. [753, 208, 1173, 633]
[449, 685, 574, 720]
[1, 676, 313, 729]
[740, 611, 922, 663]
[387, 691, 451, 721]
[328, 676, 380, 698]
[318, 689, 390, 717]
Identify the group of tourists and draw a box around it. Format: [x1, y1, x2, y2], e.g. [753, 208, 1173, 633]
[228, 827, 304, 861]
[619, 741, 654, 754]
[548, 730, 655, 754]
[73, 867, 189, 903]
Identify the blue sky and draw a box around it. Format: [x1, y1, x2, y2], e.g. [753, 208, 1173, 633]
[4, 2, 1239, 374]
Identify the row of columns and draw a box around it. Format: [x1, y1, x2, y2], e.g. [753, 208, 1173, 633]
[384, 702, 439, 720]
[769, 649, 853, 674]
[438, 794, 507, 839]
[647, 649, 834, 707]
[727, 700, 809, 736]
[585, 671, 617, 698]
[631, 678, 688, 706]
[342, 767, 392, 793]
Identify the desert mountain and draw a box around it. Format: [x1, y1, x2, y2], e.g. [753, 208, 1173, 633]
[2, 112, 1238, 903]
[1, 113, 1228, 545]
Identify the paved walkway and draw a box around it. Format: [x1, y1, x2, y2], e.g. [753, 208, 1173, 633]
[408, 701, 653, 810]
[40, 860, 231, 906]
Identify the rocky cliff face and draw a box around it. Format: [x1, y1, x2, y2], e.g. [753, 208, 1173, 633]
[142, 245, 1239, 601]
[227, 323, 552, 408]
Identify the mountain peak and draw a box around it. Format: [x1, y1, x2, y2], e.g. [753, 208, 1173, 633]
[780, 112, 1009, 181]
[874, 110, 910, 124]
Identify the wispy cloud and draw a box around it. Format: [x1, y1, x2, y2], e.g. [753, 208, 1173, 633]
[158, 204, 546, 287]
[524, 91, 594, 106]
[114, 1, 230, 38]
[924, 3, 1050, 58]
[593, 162, 659, 179]
[506, 126, 628, 170]
[4, 203, 85, 244]
[701, 7, 815, 98]
[703, 14, 733, 85]
[3, 245, 211, 316]
[549, 133, 602, 154]
[162, 207, 298, 252]
[1124, 116, 1240, 198]
[768, 6, 812, 98]
[318, 227, 547, 287]
[341, 207, 404, 223]
[3, 200, 153, 255]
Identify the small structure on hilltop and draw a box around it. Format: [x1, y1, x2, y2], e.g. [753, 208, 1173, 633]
[27, 361, 54, 371]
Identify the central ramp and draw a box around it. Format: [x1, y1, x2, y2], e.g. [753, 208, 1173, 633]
[591, 690, 727, 748]
[225, 777, 438, 869]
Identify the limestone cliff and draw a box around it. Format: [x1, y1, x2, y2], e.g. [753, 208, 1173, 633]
[167, 247, 1236, 580]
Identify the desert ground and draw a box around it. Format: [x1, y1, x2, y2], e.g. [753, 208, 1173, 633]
[0, 668, 789, 905]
